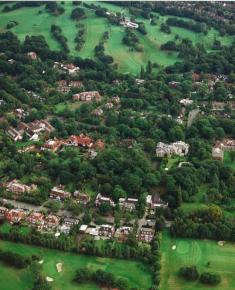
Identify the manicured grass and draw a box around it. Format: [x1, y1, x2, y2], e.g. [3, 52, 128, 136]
[0, 262, 34, 290]
[0, 239, 152, 290]
[161, 231, 235, 290]
[0, 2, 233, 74]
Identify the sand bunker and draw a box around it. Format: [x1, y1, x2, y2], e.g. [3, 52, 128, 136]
[56, 262, 63, 273]
[46, 276, 54, 282]
[218, 241, 225, 247]
[172, 245, 176, 250]
[38, 260, 44, 264]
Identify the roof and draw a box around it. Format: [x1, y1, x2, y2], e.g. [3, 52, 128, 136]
[68, 134, 93, 147]
[79, 224, 88, 232]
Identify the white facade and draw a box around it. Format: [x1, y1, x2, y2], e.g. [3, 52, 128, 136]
[156, 141, 189, 157]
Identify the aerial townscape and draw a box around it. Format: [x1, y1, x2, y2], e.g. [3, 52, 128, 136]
[0, 1, 234, 290]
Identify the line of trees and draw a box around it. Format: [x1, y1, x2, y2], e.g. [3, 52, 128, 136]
[0, 226, 74, 251]
[74, 24, 85, 51]
[166, 17, 208, 34]
[75, 267, 130, 290]
[150, 233, 161, 290]
[76, 236, 151, 263]
[171, 205, 235, 242]
[51, 24, 69, 53]
[0, 248, 31, 268]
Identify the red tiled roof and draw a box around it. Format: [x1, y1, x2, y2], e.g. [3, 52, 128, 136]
[69, 134, 93, 147]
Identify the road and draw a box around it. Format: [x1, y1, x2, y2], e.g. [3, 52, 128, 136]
[0, 198, 76, 218]
[187, 109, 200, 127]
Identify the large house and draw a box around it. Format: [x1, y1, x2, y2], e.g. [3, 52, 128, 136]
[5, 179, 37, 194]
[98, 224, 115, 238]
[73, 91, 101, 102]
[6, 127, 23, 141]
[95, 193, 115, 207]
[27, 212, 44, 229]
[146, 194, 168, 209]
[54, 62, 80, 75]
[5, 209, 26, 224]
[73, 191, 90, 205]
[119, 197, 138, 212]
[212, 147, 224, 161]
[63, 63, 80, 75]
[41, 139, 64, 152]
[6, 120, 54, 142]
[220, 139, 235, 151]
[14, 108, 26, 119]
[120, 19, 139, 29]
[44, 214, 60, 230]
[57, 80, 83, 93]
[66, 134, 94, 148]
[50, 185, 71, 200]
[156, 141, 189, 157]
[138, 226, 155, 243]
[115, 226, 132, 241]
[60, 217, 79, 234]
[200, 101, 235, 112]
[212, 139, 235, 161]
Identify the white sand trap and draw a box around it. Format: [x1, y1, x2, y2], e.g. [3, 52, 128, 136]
[38, 260, 44, 264]
[46, 276, 54, 282]
[172, 245, 176, 250]
[56, 262, 63, 273]
[218, 241, 225, 247]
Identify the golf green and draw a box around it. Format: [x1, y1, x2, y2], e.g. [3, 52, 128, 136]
[161, 231, 235, 290]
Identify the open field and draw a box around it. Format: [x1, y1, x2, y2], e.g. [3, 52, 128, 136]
[0, 2, 233, 74]
[54, 100, 83, 114]
[180, 185, 207, 214]
[161, 231, 235, 290]
[0, 239, 152, 290]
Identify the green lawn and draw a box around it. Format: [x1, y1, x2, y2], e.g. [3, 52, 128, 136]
[161, 231, 235, 290]
[0, 2, 233, 74]
[54, 100, 83, 114]
[0, 239, 152, 290]
[0, 262, 34, 290]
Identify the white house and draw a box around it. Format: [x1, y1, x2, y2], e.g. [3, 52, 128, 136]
[156, 141, 189, 157]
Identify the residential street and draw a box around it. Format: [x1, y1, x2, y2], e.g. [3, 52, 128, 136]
[0, 198, 75, 218]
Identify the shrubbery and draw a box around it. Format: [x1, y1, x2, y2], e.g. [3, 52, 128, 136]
[200, 272, 221, 285]
[75, 267, 129, 290]
[179, 265, 221, 286]
[179, 265, 199, 281]
[0, 248, 31, 268]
